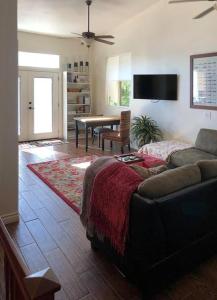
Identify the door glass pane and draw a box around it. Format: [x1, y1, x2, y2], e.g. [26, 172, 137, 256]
[18, 77, 21, 135]
[19, 52, 60, 69]
[34, 78, 53, 134]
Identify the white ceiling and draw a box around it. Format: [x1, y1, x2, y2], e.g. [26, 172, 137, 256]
[18, 0, 158, 37]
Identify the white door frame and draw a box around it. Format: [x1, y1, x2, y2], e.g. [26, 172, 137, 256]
[18, 70, 59, 142]
[18, 71, 28, 141]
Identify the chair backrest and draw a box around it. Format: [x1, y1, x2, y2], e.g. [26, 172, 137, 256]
[120, 110, 131, 139]
[0, 218, 61, 300]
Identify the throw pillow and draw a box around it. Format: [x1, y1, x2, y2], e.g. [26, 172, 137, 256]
[197, 160, 217, 181]
[138, 164, 201, 199]
[130, 164, 168, 180]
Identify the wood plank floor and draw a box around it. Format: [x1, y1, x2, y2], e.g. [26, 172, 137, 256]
[1, 140, 217, 299]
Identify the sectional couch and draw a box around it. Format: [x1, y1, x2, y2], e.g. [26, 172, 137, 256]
[87, 130, 217, 294]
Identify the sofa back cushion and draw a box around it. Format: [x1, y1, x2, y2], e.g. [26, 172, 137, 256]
[138, 165, 201, 199]
[197, 160, 217, 181]
[195, 128, 217, 155]
[130, 164, 168, 179]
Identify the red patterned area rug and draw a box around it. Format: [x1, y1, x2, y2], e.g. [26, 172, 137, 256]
[27, 155, 99, 214]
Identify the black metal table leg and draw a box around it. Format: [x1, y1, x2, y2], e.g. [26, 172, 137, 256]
[85, 124, 88, 152]
[75, 120, 79, 148]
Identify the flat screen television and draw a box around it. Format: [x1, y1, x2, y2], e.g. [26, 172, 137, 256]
[133, 74, 178, 101]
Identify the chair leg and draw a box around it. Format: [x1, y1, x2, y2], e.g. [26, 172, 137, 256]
[110, 141, 113, 149]
[92, 133, 96, 144]
[121, 146, 124, 154]
[98, 133, 101, 148]
[102, 138, 105, 151]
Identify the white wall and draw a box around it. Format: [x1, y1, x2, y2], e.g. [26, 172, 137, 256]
[0, 0, 18, 220]
[18, 31, 90, 63]
[93, 0, 217, 143]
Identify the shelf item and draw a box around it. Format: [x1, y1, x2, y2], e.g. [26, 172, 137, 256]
[67, 60, 89, 74]
[67, 82, 90, 85]
[67, 103, 90, 106]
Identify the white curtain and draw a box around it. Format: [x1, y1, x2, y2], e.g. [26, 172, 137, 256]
[106, 53, 131, 81]
[119, 53, 131, 81]
[106, 53, 131, 106]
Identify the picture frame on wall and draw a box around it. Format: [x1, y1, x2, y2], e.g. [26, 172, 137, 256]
[190, 52, 217, 110]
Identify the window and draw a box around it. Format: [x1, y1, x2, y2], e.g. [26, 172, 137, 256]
[106, 53, 131, 107]
[34, 78, 53, 134]
[18, 52, 60, 69]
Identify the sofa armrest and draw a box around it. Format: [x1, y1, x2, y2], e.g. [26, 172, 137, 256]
[128, 193, 166, 266]
[155, 178, 217, 253]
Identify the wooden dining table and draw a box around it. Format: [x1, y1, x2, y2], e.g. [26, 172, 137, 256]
[74, 115, 120, 151]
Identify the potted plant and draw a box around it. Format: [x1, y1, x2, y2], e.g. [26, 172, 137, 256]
[131, 115, 162, 147]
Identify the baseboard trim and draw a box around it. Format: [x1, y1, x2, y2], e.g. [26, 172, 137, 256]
[1, 212, 19, 224]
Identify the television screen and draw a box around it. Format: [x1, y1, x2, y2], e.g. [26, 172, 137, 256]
[133, 74, 178, 101]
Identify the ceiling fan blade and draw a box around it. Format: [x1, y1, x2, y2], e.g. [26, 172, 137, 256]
[71, 32, 82, 37]
[94, 38, 114, 45]
[95, 35, 114, 39]
[194, 5, 215, 18]
[169, 0, 213, 3]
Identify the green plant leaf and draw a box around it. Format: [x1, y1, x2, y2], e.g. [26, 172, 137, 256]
[131, 115, 163, 147]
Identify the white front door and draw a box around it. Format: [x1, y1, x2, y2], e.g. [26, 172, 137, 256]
[18, 71, 59, 141]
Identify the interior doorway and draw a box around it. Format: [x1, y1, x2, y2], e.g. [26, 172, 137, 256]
[18, 70, 59, 142]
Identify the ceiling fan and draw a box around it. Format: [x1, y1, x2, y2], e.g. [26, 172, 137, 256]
[71, 0, 115, 47]
[169, 0, 217, 19]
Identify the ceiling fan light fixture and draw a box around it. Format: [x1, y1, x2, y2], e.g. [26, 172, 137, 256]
[81, 38, 92, 48]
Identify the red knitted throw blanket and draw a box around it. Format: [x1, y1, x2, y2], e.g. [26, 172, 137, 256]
[89, 162, 143, 255]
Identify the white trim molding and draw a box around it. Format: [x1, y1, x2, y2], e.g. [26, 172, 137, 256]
[1, 212, 19, 225]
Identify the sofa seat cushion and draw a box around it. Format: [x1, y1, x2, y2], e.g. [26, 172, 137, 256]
[195, 128, 217, 156]
[138, 165, 201, 199]
[197, 160, 217, 181]
[169, 148, 217, 167]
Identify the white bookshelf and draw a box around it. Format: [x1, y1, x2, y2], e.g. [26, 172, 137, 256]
[63, 59, 91, 140]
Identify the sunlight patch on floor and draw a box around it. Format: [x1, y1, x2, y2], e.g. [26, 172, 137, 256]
[71, 161, 91, 169]
[21, 147, 69, 159]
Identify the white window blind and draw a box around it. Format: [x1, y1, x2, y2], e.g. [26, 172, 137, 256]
[119, 53, 131, 81]
[106, 53, 131, 107]
[106, 56, 119, 81]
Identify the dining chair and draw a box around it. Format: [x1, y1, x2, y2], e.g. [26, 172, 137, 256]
[90, 114, 113, 147]
[92, 126, 113, 147]
[102, 110, 131, 154]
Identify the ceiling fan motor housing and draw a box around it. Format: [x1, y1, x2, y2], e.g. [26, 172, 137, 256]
[86, 0, 92, 6]
[82, 31, 95, 39]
